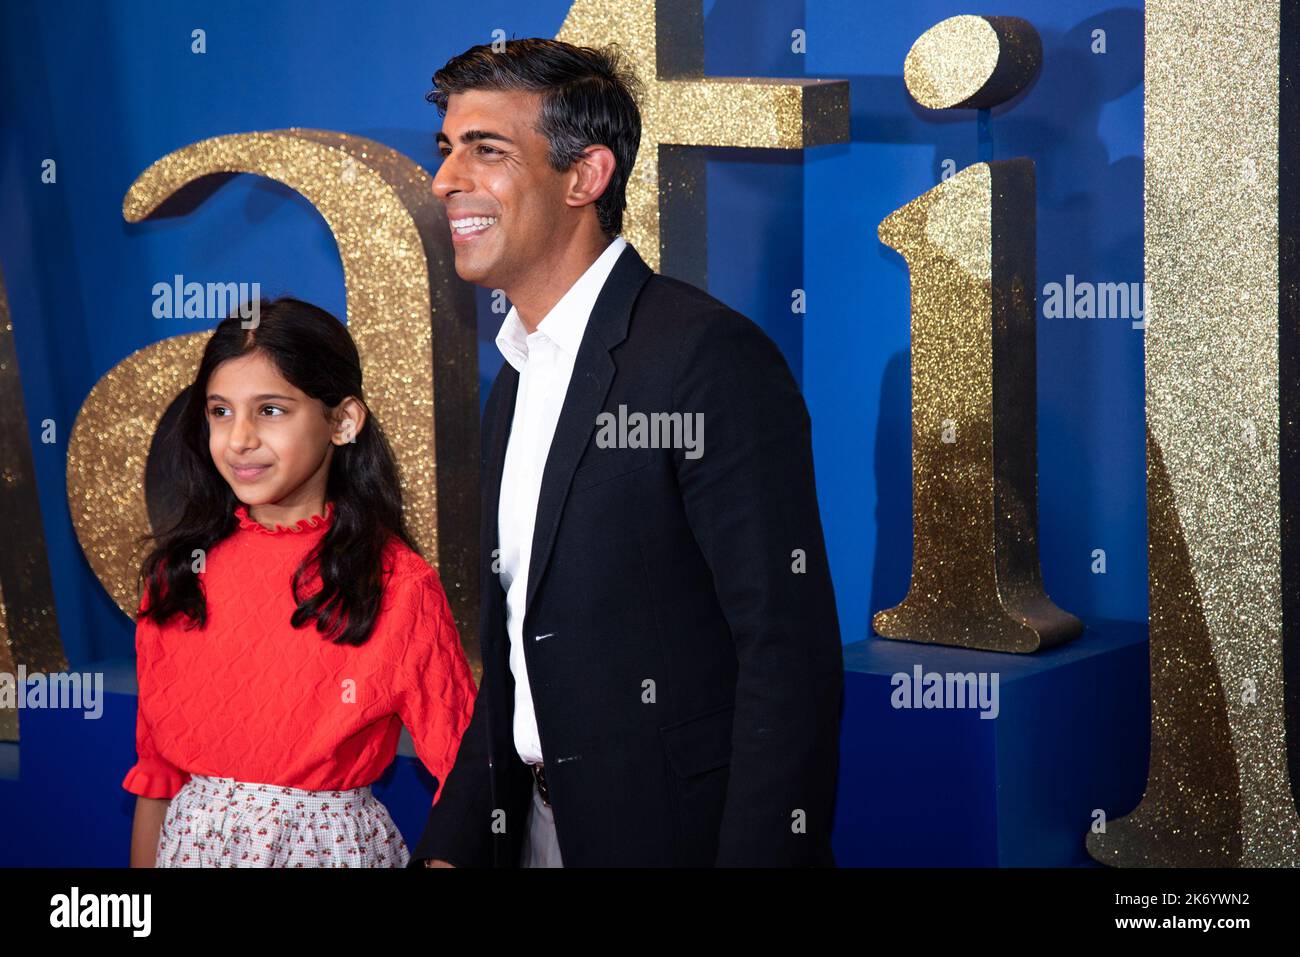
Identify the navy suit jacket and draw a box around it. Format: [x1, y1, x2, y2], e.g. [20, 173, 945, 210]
[410, 241, 843, 867]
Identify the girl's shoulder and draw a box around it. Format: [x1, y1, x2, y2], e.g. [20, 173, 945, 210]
[381, 534, 446, 594]
[378, 536, 457, 646]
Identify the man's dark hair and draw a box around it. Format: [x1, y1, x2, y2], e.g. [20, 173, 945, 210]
[428, 38, 643, 238]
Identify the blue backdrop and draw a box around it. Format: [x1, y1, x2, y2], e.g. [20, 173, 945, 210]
[0, 0, 1146, 865]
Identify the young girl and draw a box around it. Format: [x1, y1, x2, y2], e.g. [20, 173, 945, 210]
[123, 296, 476, 868]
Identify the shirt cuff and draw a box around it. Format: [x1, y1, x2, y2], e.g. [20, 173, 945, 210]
[122, 760, 190, 800]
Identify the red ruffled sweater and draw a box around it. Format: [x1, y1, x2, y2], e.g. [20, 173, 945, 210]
[122, 501, 476, 807]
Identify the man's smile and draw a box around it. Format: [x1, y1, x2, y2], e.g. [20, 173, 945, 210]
[449, 215, 498, 240]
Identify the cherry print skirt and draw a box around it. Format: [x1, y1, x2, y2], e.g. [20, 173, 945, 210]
[155, 774, 410, 868]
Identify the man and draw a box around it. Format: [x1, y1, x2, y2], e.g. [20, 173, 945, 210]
[411, 37, 843, 867]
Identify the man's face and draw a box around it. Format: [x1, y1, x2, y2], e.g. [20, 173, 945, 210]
[433, 88, 571, 288]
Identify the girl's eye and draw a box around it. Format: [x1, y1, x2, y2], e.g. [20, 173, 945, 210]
[260, 406, 284, 416]
[208, 406, 228, 417]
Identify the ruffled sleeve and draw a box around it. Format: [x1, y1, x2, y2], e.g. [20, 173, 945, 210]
[122, 608, 191, 800]
[395, 567, 477, 807]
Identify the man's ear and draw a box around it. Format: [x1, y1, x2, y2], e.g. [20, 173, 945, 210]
[567, 145, 616, 210]
[332, 396, 368, 445]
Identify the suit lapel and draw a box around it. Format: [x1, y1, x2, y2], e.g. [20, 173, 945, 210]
[484, 371, 517, 540]
[523, 242, 653, 618]
[481, 366, 517, 660]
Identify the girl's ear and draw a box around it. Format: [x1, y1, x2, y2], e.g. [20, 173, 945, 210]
[332, 396, 367, 446]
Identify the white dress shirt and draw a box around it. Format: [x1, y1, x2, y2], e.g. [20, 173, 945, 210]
[495, 234, 628, 766]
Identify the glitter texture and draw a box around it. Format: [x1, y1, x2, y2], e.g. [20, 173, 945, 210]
[872, 161, 1081, 652]
[66, 130, 481, 672]
[557, 0, 849, 286]
[904, 15, 1042, 110]
[0, 576, 12, 742]
[1086, 0, 1300, 867]
[67, 333, 206, 617]
[0, 263, 66, 744]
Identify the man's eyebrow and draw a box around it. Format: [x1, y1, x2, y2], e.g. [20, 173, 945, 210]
[435, 129, 516, 147]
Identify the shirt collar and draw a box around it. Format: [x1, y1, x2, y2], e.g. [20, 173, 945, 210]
[495, 235, 628, 372]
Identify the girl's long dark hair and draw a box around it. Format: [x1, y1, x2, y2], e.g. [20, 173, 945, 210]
[138, 296, 419, 646]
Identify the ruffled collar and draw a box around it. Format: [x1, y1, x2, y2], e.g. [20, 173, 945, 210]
[234, 501, 335, 536]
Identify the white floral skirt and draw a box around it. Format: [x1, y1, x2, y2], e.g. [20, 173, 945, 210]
[155, 774, 410, 868]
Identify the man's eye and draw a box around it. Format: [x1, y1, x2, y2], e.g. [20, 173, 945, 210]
[477, 145, 500, 155]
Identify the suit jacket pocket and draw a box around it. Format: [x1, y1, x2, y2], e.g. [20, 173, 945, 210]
[571, 448, 653, 492]
[659, 703, 734, 777]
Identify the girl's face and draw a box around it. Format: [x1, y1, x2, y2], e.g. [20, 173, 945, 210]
[204, 351, 362, 512]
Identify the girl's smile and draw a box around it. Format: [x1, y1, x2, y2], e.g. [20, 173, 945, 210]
[229, 463, 271, 482]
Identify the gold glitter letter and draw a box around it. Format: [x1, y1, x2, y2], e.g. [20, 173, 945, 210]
[872, 160, 1081, 652]
[1086, 0, 1300, 866]
[66, 131, 480, 668]
[557, 0, 849, 286]
[904, 15, 1041, 110]
[0, 265, 67, 742]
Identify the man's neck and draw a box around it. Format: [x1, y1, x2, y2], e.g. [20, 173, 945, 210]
[507, 232, 614, 334]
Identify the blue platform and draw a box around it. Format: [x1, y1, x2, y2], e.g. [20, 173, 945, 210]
[1, 619, 1149, 866]
[831, 619, 1150, 866]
